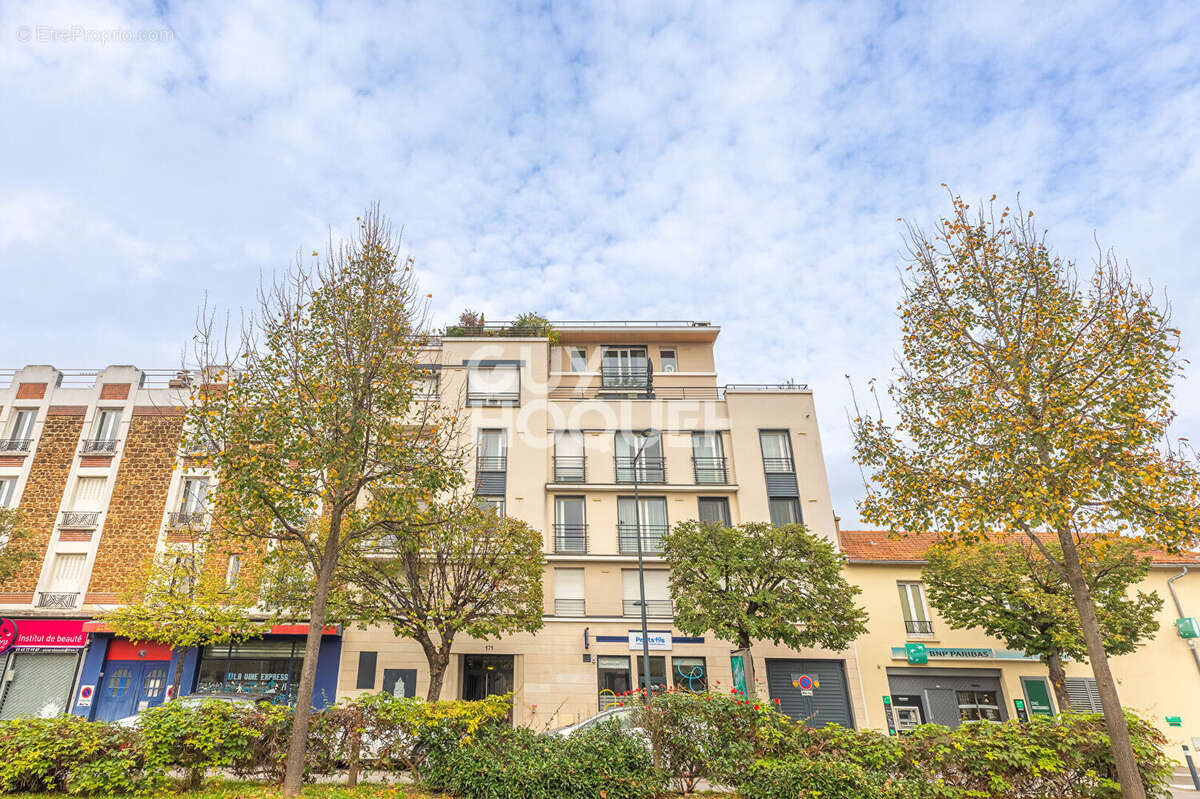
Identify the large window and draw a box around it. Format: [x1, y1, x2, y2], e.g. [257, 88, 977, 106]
[635, 655, 669, 693]
[759, 430, 794, 472]
[476, 429, 507, 471]
[554, 496, 587, 553]
[89, 409, 122, 447]
[601, 347, 649, 389]
[196, 640, 305, 705]
[5, 409, 36, 448]
[691, 432, 727, 483]
[697, 497, 732, 526]
[466, 364, 520, 406]
[554, 567, 585, 616]
[897, 582, 933, 635]
[672, 656, 707, 692]
[615, 431, 664, 483]
[956, 690, 1002, 722]
[0, 478, 15, 508]
[617, 496, 668, 553]
[554, 430, 585, 482]
[768, 497, 801, 526]
[622, 569, 671, 617]
[178, 477, 211, 514]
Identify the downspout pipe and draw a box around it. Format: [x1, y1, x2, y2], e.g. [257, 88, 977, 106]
[1167, 566, 1200, 677]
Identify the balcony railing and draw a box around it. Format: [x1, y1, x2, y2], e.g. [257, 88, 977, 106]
[0, 438, 31, 453]
[600, 365, 652, 391]
[37, 591, 80, 609]
[167, 511, 210, 529]
[466, 391, 520, 406]
[60, 511, 100, 528]
[553, 455, 587, 482]
[617, 523, 667, 555]
[548, 384, 720, 401]
[905, 620, 934, 635]
[762, 456, 795, 473]
[80, 438, 119, 454]
[554, 523, 588, 554]
[692, 456, 728, 484]
[614, 456, 666, 484]
[555, 598, 586, 617]
[622, 599, 673, 618]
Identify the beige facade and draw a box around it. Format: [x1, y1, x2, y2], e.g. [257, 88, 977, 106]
[337, 322, 869, 729]
[841, 530, 1200, 751]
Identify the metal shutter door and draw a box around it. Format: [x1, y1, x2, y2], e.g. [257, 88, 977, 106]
[1065, 677, 1103, 713]
[766, 659, 854, 729]
[0, 652, 78, 719]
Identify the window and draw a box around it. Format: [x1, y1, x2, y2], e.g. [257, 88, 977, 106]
[635, 655, 668, 693]
[197, 640, 305, 705]
[466, 364, 520, 405]
[898, 582, 933, 635]
[768, 497, 801, 526]
[659, 348, 678, 373]
[356, 651, 378, 690]
[477, 497, 505, 517]
[615, 431, 664, 483]
[554, 430, 585, 482]
[601, 347, 649, 388]
[691, 432, 726, 483]
[416, 372, 439, 399]
[672, 656, 707, 692]
[759, 430, 794, 472]
[72, 477, 106, 511]
[622, 569, 671, 617]
[1065, 678, 1103, 713]
[179, 477, 211, 513]
[697, 497, 732, 526]
[49, 552, 86, 592]
[956, 690, 1002, 722]
[0, 478, 15, 508]
[170, 555, 197, 595]
[92, 409, 122, 441]
[476, 429, 507, 471]
[617, 497, 668, 553]
[597, 655, 632, 708]
[568, 347, 587, 372]
[6, 409, 36, 443]
[554, 568, 585, 616]
[554, 496, 586, 553]
[225, 554, 242, 588]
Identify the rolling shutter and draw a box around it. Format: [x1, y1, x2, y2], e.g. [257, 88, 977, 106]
[1065, 677, 1103, 713]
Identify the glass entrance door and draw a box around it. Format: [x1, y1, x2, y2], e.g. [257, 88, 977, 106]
[461, 655, 514, 701]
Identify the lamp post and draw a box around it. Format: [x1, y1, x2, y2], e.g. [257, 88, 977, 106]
[631, 428, 656, 698]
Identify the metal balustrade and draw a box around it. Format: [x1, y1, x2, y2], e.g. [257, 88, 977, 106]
[60, 511, 100, 528]
[905, 620, 934, 635]
[0, 438, 31, 453]
[692, 456, 728, 484]
[761, 456, 795, 473]
[554, 524, 588, 554]
[614, 456, 666, 484]
[617, 523, 667, 555]
[622, 599, 673, 618]
[37, 591, 79, 609]
[553, 455, 586, 482]
[80, 438, 119, 454]
[167, 511, 210, 528]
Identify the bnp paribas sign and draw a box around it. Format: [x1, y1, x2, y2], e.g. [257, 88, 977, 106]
[894, 645, 1040, 664]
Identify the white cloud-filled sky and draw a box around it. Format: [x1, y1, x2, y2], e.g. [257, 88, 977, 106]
[2, 1, 1198, 526]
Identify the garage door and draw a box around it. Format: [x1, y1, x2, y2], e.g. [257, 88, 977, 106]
[766, 659, 854, 728]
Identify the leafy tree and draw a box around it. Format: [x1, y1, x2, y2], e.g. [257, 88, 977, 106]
[663, 520, 868, 654]
[923, 536, 1162, 710]
[338, 498, 545, 700]
[851, 192, 1200, 799]
[186, 205, 466, 796]
[101, 538, 267, 699]
[0, 509, 37, 586]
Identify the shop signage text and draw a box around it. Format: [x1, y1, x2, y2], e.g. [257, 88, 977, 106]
[0, 619, 87, 649]
[891, 645, 1041, 662]
[629, 631, 672, 651]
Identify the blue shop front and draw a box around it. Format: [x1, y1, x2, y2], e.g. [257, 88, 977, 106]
[74, 623, 342, 721]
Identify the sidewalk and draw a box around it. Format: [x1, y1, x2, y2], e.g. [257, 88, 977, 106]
[1171, 769, 1200, 798]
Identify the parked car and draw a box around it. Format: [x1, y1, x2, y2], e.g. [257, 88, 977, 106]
[551, 706, 638, 737]
[114, 692, 266, 727]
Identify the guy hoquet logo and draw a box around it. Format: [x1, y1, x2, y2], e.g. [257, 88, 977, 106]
[0, 618, 16, 653]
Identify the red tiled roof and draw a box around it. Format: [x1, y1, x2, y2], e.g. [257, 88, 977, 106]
[838, 529, 1200, 566]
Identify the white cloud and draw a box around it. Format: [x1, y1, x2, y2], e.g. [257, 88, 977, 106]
[1, 0, 1198, 524]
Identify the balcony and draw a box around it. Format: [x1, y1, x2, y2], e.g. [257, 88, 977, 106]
[549, 383, 720, 401]
[762, 456, 795, 473]
[554, 523, 588, 554]
[553, 455, 587, 483]
[554, 598, 586, 617]
[60, 511, 100, 528]
[80, 438, 119, 454]
[617, 523, 667, 555]
[37, 591, 80, 609]
[614, 456, 666, 484]
[466, 390, 520, 407]
[600, 365, 652, 392]
[905, 620, 934, 635]
[167, 511, 210, 529]
[474, 456, 508, 495]
[622, 599, 673, 618]
[0, 438, 31, 453]
[692, 456, 728, 484]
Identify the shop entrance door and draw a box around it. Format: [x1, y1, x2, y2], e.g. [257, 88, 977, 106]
[461, 655, 514, 701]
[0, 651, 80, 720]
[96, 661, 169, 722]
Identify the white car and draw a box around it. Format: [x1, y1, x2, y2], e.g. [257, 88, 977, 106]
[551, 706, 638, 737]
[114, 692, 264, 727]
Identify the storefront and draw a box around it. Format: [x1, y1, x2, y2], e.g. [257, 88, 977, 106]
[886, 667, 1010, 730]
[0, 618, 88, 720]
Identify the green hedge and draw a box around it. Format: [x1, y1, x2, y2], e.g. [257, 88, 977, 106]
[0, 715, 153, 795]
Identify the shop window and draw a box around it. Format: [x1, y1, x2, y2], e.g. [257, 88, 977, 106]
[635, 655, 668, 694]
[956, 690, 1002, 722]
[597, 655, 631, 710]
[196, 640, 304, 705]
[672, 657, 707, 692]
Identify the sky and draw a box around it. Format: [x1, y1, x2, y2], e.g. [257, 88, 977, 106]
[2, 1, 1198, 527]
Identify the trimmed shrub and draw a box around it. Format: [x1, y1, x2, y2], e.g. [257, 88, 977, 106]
[741, 756, 886, 799]
[139, 699, 263, 788]
[420, 721, 666, 799]
[0, 715, 157, 795]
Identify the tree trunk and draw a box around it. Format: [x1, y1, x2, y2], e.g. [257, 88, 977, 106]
[170, 648, 184, 701]
[423, 635, 454, 701]
[1056, 528, 1145, 799]
[1045, 649, 1070, 713]
[281, 511, 342, 797]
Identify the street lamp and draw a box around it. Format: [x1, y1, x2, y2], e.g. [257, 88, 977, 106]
[631, 428, 657, 697]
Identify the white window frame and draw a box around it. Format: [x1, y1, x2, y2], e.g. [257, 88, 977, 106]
[92, 408, 122, 441]
[0, 477, 16, 508]
[567, 347, 588, 372]
[659, 348, 678, 373]
[7, 409, 36, 441]
[897, 581, 932, 626]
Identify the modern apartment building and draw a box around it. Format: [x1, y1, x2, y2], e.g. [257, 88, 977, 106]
[840, 530, 1200, 749]
[337, 321, 869, 729]
[0, 322, 866, 728]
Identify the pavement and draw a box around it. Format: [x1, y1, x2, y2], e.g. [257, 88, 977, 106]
[1171, 769, 1200, 798]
